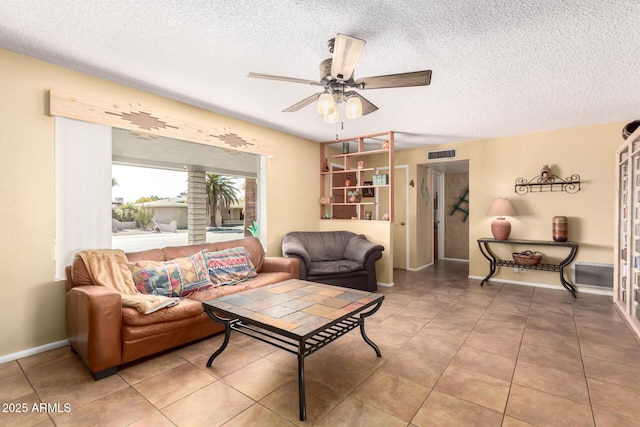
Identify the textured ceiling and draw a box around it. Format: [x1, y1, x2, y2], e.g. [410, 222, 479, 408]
[1, 0, 639, 149]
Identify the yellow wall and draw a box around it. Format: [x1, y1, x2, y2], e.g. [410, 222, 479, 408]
[0, 45, 627, 358]
[398, 123, 624, 289]
[0, 48, 319, 357]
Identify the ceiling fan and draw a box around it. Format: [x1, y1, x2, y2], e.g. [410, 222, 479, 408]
[248, 34, 432, 122]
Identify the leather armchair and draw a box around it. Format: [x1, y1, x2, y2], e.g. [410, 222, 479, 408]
[282, 231, 383, 291]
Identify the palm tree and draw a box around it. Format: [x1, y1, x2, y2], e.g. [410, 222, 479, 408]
[206, 174, 239, 227]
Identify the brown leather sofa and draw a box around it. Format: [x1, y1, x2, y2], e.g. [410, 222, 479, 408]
[65, 237, 299, 380]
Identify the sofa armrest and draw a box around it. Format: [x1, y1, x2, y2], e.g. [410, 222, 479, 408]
[281, 235, 312, 267]
[66, 286, 122, 377]
[261, 257, 300, 279]
[344, 234, 385, 263]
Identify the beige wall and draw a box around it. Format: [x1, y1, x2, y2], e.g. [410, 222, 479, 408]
[0, 45, 627, 358]
[398, 122, 623, 288]
[0, 48, 319, 357]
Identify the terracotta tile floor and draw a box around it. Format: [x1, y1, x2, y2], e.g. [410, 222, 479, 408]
[2, 261, 640, 426]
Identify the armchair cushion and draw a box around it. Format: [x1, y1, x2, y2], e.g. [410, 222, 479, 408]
[308, 260, 364, 275]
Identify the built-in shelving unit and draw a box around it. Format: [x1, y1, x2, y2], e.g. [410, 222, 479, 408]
[319, 131, 394, 221]
[615, 126, 640, 337]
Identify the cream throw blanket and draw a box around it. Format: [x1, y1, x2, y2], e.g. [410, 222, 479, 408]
[78, 249, 179, 314]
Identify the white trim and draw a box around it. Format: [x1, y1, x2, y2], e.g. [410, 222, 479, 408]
[407, 262, 434, 271]
[258, 155, 268, 249]
[0, 340, 69, 365]
[468, 275, 613, 296]
[443, 258, 469, 263]
[377, 282, 395, 288]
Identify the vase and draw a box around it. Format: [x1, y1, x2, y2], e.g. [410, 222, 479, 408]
[345, 178, 351, 187]
[552, 216, 568, 242]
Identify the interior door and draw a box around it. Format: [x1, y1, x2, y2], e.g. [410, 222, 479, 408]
[393, 166, 408, 269]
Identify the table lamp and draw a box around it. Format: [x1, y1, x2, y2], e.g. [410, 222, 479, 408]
[486, 197, 516, 240]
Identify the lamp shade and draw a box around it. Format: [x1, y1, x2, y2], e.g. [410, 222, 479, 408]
[323, 108, 339, 124]
[486, 197, 516, 217]
[486, 197, 516, 240]
[345, 95, 362, 119]
[317, 93, 335, 115]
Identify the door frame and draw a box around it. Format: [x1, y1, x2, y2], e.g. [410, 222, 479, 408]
[433, 170, 445, 261]
[377, 164, 409, 269]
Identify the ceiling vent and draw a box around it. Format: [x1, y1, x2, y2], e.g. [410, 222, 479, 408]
[427, 148, 457, 160]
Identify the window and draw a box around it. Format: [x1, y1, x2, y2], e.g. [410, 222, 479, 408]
[55, 119, 265, 278]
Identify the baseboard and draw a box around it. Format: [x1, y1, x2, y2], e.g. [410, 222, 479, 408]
[0, 339, 69, 365]
[407, 262, 433, 272]
[377, 282, 394, 288]
[467, 275, 613, 296]
[443, 258, 469, 263]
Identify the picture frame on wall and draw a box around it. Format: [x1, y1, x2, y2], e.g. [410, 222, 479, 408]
[363, 181, 375, 197]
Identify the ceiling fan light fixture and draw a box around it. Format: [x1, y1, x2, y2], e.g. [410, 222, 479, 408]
[323, 108, 339, 124]
[345, 95, 362, 119]
[317, 92, 335, 115]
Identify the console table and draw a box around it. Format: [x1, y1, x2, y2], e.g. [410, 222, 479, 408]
[477, 238, 579, 298]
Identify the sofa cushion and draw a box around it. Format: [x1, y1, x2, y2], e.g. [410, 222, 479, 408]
[308, 259, 364, 276]
[205, 247, 257, 286]
[128, 250, 213, 297]
[163, 237, 265, 272]
[122, 298, 205, 327]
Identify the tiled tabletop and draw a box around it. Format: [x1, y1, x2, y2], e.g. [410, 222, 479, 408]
[203, 279, 383, 338]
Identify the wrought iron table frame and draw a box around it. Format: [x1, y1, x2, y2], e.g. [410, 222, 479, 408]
[202, 293, 384, 421]
[477, 238, 579, 298]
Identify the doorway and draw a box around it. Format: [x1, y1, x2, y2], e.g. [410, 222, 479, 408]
[425, 160, 469, 263]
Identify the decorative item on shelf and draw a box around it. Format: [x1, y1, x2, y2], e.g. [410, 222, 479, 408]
[323, 158, 329, 172]
[365, 211, 372, 220]
[342, 142, 350, 154]
[515, 166, 581, 194]
[373, 173, 389, 185]
[486, 197, 516, 240]
[344, 178, 352, 187]
[512, 251, 542, 266]
[348, 190, 362, 203]
[622, 120, 640, 140]
[357, 160, 364, 168]
[319, 196, 331, 205]
[382, 140, 390, 149]
[323, 214, 332, 219]
[363, 181, 374, 197]
[552, 216, 568, 242]
[540, 165, 551, 183]
[382, 213, 389, 220]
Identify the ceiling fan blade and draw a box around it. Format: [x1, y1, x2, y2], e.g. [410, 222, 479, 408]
[247, 72, 321, 86]
[331, 33, 366, 80]
[353, 93, 379, 115]
[355, 70, 432, 89]
[282, 93, 322, 112]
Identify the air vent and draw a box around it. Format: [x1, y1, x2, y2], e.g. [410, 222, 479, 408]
[573, 262, 613, 289]
[427, 148, 457, 160]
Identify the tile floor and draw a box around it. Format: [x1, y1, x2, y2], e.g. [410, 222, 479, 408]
[2, 261, 640, 426]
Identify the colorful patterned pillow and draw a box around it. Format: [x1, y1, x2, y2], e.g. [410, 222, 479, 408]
[129, 250, 214, 297]
[206, 247, 257, 286]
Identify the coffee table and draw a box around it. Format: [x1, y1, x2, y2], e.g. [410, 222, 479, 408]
[202, 279, 384, 421]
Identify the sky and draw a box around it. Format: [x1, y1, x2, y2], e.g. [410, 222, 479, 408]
[112, 165, 188, 203]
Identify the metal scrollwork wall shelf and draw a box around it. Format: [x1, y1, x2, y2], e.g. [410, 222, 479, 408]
[514, 174, 581, 194]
